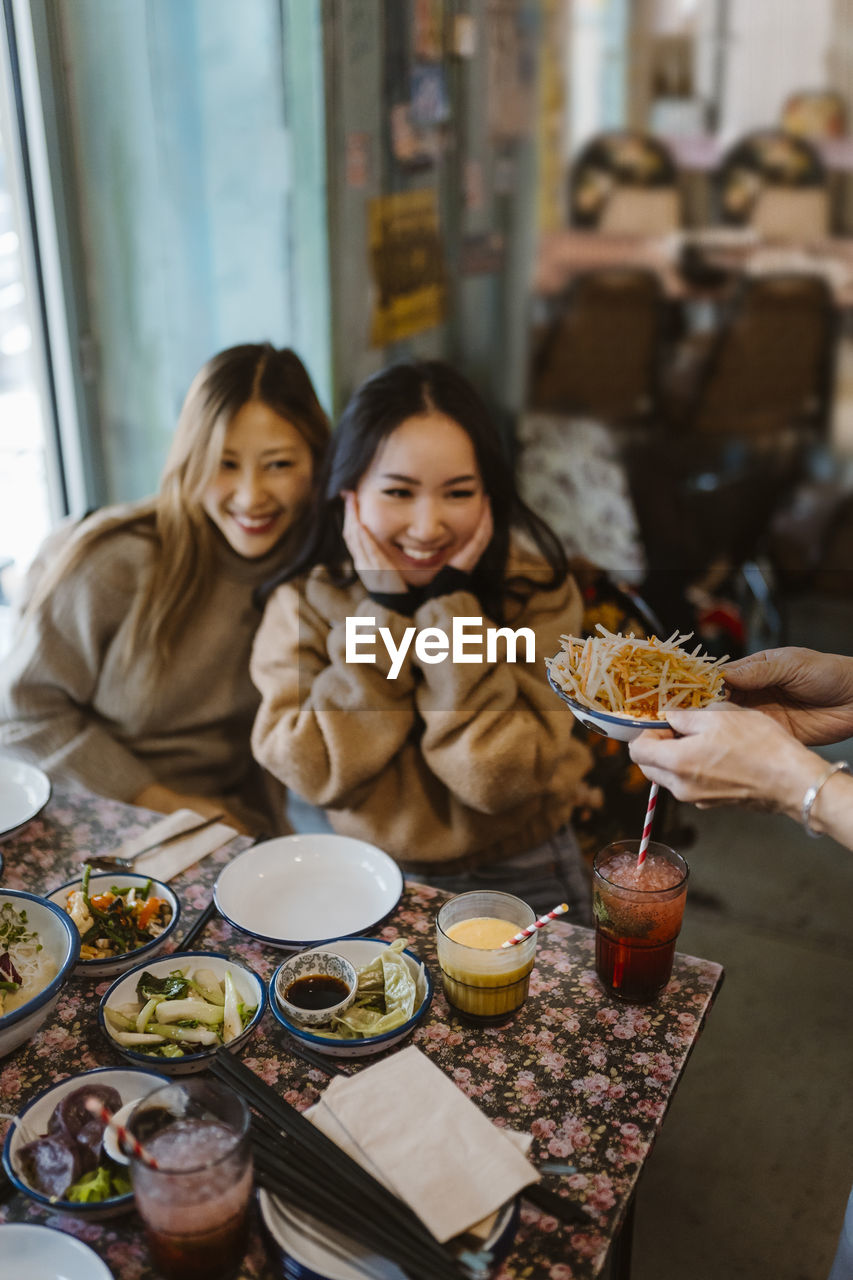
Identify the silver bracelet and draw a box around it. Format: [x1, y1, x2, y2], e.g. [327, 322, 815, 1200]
[800, 760, 851, 837]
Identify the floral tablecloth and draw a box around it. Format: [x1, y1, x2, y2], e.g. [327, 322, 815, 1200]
[0, 782, 724, 1279]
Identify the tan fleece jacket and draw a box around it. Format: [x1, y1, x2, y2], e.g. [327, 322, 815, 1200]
[0, 517, 289, 831]
[251, 550, 592, 871]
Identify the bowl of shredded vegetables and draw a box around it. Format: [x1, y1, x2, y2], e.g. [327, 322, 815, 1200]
[3, 1065, 169, 1218]
[46, 866, 180, 977]
[547, 627, 728, 742]
[0, 889, 80, 1059]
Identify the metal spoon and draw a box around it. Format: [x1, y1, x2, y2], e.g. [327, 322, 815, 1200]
[80, 812, 226, 870]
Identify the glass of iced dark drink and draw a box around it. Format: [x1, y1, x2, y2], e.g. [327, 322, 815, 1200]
[593, 840, 689, 1003]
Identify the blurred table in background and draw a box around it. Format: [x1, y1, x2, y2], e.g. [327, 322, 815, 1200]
[534, 229, 853, 310]
[0, 782, 724, 1279]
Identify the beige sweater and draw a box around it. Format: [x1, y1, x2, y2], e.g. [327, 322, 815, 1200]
[251, 551, 592, 871]
[0, 518, 288, 830]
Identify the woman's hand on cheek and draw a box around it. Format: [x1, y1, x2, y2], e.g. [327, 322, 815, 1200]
[449, 498, 493, 574]
[341, 491, 406, 593]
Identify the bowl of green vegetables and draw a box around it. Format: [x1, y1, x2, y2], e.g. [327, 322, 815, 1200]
[99, 951, 265, 1075]
[46, 866, 179, 978]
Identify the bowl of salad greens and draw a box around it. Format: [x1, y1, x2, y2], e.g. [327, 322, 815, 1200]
[270, 937, 432, 1059]
[99, 951, 266, 1075]
[2, 1065, 169, 1219]
[46, 867, 180, 977]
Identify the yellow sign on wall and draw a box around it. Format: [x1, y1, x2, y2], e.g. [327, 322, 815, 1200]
[369, 189, 447, 347]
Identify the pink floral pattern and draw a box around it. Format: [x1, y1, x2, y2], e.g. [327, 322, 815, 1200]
[0, 782, 723, 1278]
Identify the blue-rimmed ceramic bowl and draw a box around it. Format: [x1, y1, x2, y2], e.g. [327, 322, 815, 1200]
[258, 1186, 519, 1280]
[2, 1065, 169, 1219]
[0, 889, 80, 1059]
[99, 950, 266, 1075]
[0, 756, 51, 842]
[270, 938, 432, 1059]
[547, 668, 669, 742]
[214, 834, 403, 950]
[0, 1224, 114, 1279]
[45, 871, 180, 978]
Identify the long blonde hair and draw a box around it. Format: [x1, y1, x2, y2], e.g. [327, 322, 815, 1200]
[27, 344, 329, 673]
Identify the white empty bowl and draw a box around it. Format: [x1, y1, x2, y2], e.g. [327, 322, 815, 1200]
[0, 756, 51, 841]
[0, 1224, 114, 1279]
[214, 833, 403, 949]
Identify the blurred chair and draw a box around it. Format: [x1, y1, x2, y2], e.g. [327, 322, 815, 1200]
[639, 273, 839, 645]
[670, 272, 838, 438]
[717, 129, 829, 240]
[528, 267, 666, 425]
[782, 90, 846, 140]
[570, 131, 680, 233]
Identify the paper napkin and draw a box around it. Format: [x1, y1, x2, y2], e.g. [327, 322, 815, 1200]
[311, 1045, 539, 1244]
[103, 809, 240, 882]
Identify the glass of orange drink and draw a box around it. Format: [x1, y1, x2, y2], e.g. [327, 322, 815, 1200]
[435, 890, 537, 1025]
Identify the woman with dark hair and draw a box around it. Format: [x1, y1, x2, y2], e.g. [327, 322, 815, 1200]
[251, 360, 594, 915]
[0, 343, 330, 835]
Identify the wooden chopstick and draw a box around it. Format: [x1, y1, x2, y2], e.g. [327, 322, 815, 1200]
[281, 1034, 350, 1077]
[177, 898, 218, 951]
[523, 1181, 592, 1226]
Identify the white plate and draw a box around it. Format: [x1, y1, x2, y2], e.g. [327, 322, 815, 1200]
[259, 1188, 518, 1280]
[0, 756, 51, 841]
[270, 938, 432, 1059]
[3, 1066, 169, 1220]
[547, 669, 667, 742]
[0, 1224, 114, 1279]
[214, 834, 403, 949]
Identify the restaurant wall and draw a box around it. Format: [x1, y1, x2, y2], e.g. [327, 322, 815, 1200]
[322, 0, 546, 427]
[830, 0, 853, 121]
[719, 0, 833, 137]
[28, 0, 559, 502]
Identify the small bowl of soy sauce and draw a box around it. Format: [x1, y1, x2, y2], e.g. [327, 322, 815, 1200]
[273, 950, 358, 1028]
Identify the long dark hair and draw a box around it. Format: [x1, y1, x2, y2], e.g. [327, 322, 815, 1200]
[259, 360, 568, 621]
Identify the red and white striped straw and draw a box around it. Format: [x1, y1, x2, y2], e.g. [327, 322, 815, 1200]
[636, 781, 659, 870]
[84, 1096, 158, 1169]
[501, 903, 569, 948]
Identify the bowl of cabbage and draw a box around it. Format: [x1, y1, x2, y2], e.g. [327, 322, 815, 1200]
[99, 951, 266, 1075]
[270, 937, 432, 1059]
[0, 889, 80, 1059]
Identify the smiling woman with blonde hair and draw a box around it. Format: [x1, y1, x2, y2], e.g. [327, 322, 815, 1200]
[0, 343, 329, 835]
